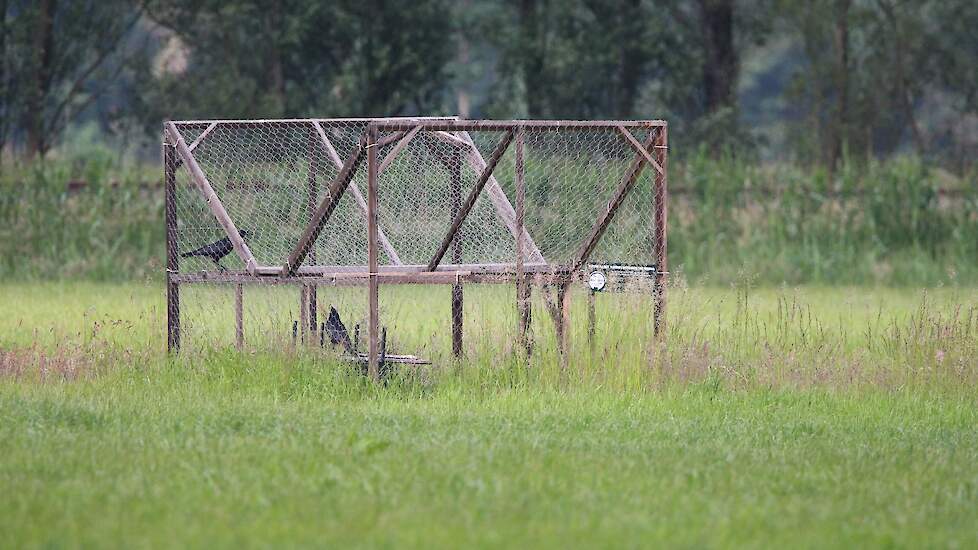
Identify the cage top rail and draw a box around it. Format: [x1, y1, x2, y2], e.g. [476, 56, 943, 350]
[169, 117, 668, 131]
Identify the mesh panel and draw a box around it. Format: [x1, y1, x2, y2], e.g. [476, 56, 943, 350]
[167, 119, 661, 273]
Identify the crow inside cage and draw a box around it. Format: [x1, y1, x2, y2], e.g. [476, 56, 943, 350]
[181, 231, 250, 271]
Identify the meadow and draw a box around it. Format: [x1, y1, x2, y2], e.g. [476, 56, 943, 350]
[2, 282, 977, 547]
[2, 153, 977, 546]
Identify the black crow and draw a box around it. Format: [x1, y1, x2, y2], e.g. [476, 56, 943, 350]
[324, 306, 354, 354]
[181, 230, 251, 271]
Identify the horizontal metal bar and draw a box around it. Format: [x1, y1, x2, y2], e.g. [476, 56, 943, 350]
[171, 117, 458, 129]
[375, 120, 668, 131]
[256, 262, 559, 275]
[589, 263, 658, 273]
[171, 270, 573, 286]
[170, 118, 666, 131]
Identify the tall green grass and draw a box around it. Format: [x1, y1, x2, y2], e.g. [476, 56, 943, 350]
[1, 153, 975, 284]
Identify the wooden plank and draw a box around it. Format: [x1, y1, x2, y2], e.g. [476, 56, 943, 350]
[515, 126, 531, 357]
[312, 121, 402, 265]
[569, 131, 658, 272]
[282, 134, 366, 275]
[457, 131, 545, 263]
[165, 122, 258, 275]
[164, 140, 180, 354]
[378, 125, 421, 174]
[653, 126, 668, 337]
[367, 125, 381, 381]
[617, 125, 664, 175]
[426, 130, 515, 271]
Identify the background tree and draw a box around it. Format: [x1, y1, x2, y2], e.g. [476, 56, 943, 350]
[0, 0, 144, 159]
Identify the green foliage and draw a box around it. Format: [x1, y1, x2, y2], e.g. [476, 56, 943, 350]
[0, 156, 161, 281]
[669, 154, 978, 285]
[2, 154, 976, 285]
[138, 0, 455, 125]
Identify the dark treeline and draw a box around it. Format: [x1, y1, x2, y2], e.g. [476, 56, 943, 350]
[1, 0, 976, 168]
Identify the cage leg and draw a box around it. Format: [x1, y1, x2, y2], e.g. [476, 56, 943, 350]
[167, 280, 180, 354]
[299, 285, 309, 345]
[587, 288, 596, 351]
[164, 138, 180, 355]
[653, 125, 668, 338]
[235, 283, 244, 350]
[452, 282, 464, 357]
[555, 282, 571, 369]
[308, 284, 318, 339]
[517, 275, 532, 358]
[366, 125, 381, 381]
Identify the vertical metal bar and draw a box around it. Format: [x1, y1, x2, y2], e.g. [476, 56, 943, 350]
[164, 137, 180, 354]
[450, 145, 464, 357]
[557, 282, 571, 369]
[653, 125, 668, 337]
[515, 126, 531, 357]
[299, 285, 309, 344]
[235, 283, 244, 350]
[367, 124, 381, 381]
[307, 130, 318, 335]
[587, 289, 596, 351]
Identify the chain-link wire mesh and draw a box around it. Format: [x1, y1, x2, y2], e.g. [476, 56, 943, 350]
[165, 118, 665, 359]
[167, 119, 661, 273]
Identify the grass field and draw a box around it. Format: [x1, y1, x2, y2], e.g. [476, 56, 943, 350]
[2, 283, 978, 547]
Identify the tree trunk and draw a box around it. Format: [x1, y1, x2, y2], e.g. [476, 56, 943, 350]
[26, 0, 56, 158]
[698, 0, 737, 114]
[520, 0, 547, 118]
[828, 0, 850, 171]
[456, 0, 471, 118]
[615, 0, 643, 118]
[0, 0, 8, 159]
[267, 3, 286, 116]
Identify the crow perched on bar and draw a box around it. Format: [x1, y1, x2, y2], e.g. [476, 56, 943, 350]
[181, 230, 250, 271]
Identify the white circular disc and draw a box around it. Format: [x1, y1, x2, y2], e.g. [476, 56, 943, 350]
[587, 271, 607, 291]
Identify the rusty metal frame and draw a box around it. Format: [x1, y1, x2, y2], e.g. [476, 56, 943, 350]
[164, 117, 668, 377]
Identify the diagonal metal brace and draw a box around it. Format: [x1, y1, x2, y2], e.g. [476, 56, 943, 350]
[569, 127, 659, 272]
[165, 122, 258, 274]
[283, 134, 367, 276]
[426, 130, 515, 271]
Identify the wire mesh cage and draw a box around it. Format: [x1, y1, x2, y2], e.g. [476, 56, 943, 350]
[164, 117, 667, 378]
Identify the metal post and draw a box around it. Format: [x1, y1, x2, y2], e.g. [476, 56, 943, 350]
[653, 125, 668, 337]
[366, 125, 381, 381]
[235, 283, 244, 349]
[557, 282, 571, 368]
[587, 289, 596, 351]
[515, 126, 531, 357]
[164, 136, 180, 354]
[299, 285, 309, 344]
[450, 145, 464, 357]
[307, 129, 318, 336]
